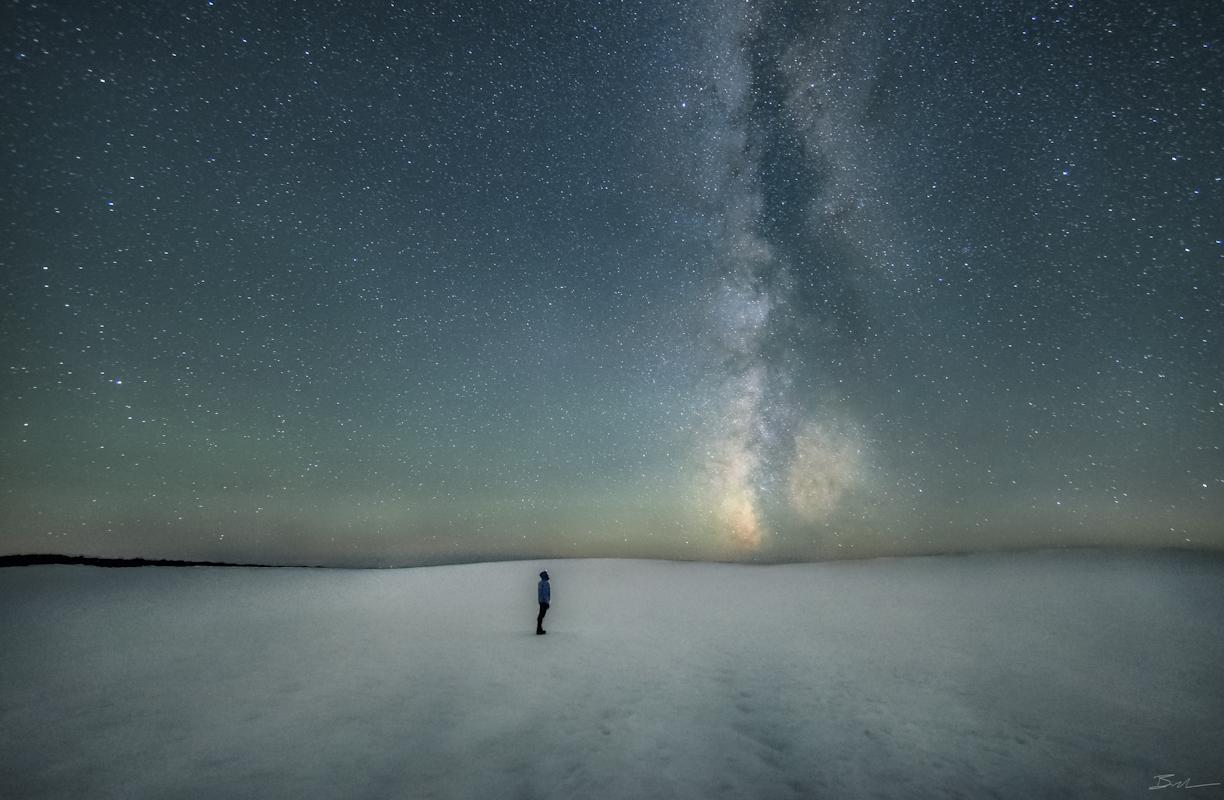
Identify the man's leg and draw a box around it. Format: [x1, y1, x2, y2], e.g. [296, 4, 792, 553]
[537, 602, 549, 634]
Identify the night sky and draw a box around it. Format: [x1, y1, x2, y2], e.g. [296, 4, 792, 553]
[2, 0, 1221, 566]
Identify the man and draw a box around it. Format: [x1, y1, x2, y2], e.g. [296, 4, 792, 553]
[536, 570, 550, 635]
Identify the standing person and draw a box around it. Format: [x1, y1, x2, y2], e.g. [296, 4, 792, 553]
[536, 570, 550, 635]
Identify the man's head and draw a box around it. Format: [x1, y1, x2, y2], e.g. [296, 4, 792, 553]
[539, 571, 549, 580]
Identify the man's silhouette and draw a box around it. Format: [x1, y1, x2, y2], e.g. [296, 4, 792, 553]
[536, 571, 550, 635]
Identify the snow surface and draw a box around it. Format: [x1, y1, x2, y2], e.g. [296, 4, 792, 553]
[2, 550, 1222, 799]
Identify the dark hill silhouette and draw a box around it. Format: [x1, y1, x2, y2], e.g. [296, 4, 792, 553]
[0, 554, 297, 569]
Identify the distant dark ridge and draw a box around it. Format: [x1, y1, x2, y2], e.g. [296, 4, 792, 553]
[0, 554, 303, 569]
[3, 545, 1219, 570]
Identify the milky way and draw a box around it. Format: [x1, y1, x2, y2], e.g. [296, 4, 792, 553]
[2, 0, 1221, 565]
[692, 0, 880, 554]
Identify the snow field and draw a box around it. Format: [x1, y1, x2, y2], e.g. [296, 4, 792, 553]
[2, 550, 1221, 799]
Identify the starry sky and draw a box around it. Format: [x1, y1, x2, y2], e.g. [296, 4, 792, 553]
[2, 0, 1221, 566]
